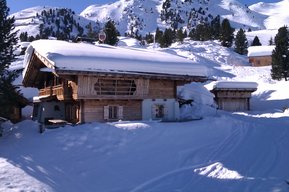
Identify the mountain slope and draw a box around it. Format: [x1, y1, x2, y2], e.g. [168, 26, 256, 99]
[80, 0, 266, 36]
[11, 6, 100, 40]
[249, 0, 289, 30]
[10, 0, 288, 40]
[81, 0, 161, 37]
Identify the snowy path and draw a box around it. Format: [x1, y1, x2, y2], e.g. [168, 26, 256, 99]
[1, 113, 288, 191]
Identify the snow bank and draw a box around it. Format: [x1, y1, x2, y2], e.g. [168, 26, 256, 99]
[194, 162, 244, 180]
[178, 82, 217, 119]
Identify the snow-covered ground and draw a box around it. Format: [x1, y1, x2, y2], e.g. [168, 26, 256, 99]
[1, 37, 289, 191]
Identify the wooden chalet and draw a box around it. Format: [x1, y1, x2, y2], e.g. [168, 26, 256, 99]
[247, 46, 275, 67]
[22, 40, 208, 124]
[212, 81, 258, 111]
[0, 92, 28, 123]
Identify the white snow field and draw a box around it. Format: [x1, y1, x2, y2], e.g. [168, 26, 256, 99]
[1, 36, 289, 191]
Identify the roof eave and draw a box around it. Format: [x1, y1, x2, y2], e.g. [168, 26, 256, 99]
[55, 69, 209, 82]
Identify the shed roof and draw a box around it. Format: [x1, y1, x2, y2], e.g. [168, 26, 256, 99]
[247, 46, 275, 57]
[213, 81, 258, 91]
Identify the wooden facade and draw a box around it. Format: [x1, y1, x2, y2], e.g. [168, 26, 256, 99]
[23, 48, 208, 124]
[212, 88, 257, 111]
[82, 100, 142, 122]
[248, 55, 272, 67]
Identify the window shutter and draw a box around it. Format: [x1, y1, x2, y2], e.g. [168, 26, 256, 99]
[118, 106, 123, 120]
[104, 106, 109, 120]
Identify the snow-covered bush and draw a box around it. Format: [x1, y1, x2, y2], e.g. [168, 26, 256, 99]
[177, 82, 217, 120]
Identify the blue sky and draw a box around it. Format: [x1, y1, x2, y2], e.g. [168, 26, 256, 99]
[7, 0, 278, 14]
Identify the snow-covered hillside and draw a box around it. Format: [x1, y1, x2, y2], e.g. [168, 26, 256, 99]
[80, 0, 266, 35]
[11, 6, 99, 39]
[250, 0, 289, 30]
[10, 0, 289, 44]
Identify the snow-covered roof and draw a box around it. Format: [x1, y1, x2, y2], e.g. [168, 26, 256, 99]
[213, 81, 258, 90]
[247, 45, 275, 57]
[23, 40, 208, 77]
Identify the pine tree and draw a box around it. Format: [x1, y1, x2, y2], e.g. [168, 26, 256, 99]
[234, 28, 248, 55]
[159, 28, 173, 48]
[19, 32, 28, 42]
[220, 18, 234, 47]
[86, 22, 98, 39]
[200, 23, 212, 41]
[271, 26, 289, 81]
[188, 28, 196, 40]
[155, 27, 163, 44]
[145, 33, 154, 44]
[211, 15, 221, 40]
[104, 20, 119, 46]
[269, 37, 274, 45]
[176, 27, 185, 42]
[0, 0, 22, 118]
[251, 36, 262, 46]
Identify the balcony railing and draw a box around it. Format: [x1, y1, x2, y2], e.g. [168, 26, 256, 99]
[39, 85, 72, 100]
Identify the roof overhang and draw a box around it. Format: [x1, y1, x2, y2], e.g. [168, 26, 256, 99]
[22, 50, 56, 88]
[55, 69, 208, 82]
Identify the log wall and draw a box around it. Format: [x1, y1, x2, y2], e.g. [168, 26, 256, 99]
[148, 79, 175, 98]
[82, 100, 142, 122]
[216, 98, 249, 111]
[213, 90, 254, 111]
[249, 56, 272, 67]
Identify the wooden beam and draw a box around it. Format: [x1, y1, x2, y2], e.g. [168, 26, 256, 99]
[34, 50, 55, 69]
[56, 69, 209, 82]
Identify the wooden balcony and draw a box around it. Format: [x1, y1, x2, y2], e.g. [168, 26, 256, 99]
[39, 85, 72, 101]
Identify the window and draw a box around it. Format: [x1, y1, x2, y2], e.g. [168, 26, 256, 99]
[94, 79, 136, 95]
[109, 106, 118, 119]
[104, 106, 123, 120]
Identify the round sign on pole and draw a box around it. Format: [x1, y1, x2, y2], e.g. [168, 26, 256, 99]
[99, 30, 106, 43]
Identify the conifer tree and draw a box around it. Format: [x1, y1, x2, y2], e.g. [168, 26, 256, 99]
[234, 28, 248, 55]
[271, 26, 289, 81]
[0, 0, 22, 118]
[19, 32, 28, 42]
[211, 15, 221, 40]
[104, 20, 119, 46]
[251, 36, 262, 46]
[86, 22, 98, 39]
[159, 28, 173, 48]
[176, 27, 185, 42]
[269, 37, 274, 45]
[155, 27, 163, 44]
[220, 18, 234, 47]
[145, 33, 154, 44]
[188, 28, 196, 40]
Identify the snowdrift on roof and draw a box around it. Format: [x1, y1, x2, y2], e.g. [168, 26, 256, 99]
[214, 81, 258, 90]
[247, 46, 275, 57]
[24, 39, 208, 77]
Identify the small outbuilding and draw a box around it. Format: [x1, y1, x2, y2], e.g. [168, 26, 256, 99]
[247, 46, 275, 67]
[0, 93, 29, 123]
[212, 81, 258, 111]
